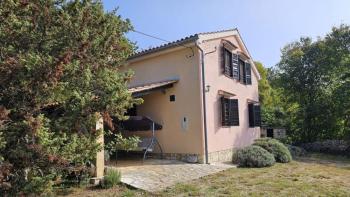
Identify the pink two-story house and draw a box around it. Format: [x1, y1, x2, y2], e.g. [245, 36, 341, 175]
[124, 29, 261, 163]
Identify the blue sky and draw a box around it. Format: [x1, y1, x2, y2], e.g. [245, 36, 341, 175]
[103, 0, 350, 67]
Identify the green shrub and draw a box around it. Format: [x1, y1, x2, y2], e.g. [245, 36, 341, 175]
[101, 169, 121, 189]
[23, 175, 54, 196]
[105, 132, 140, 152]
[236, 145, 275, 168]
[253, 138, 292, 163]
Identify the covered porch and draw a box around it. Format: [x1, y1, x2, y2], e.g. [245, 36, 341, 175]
[106, 79, 179, 164]
[102, 79, 236, 192]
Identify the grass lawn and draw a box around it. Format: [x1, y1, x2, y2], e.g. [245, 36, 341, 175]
[59, 153, 350, 197]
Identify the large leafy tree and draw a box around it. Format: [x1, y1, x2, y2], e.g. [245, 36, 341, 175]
[275, 25, 350, 142]
[255, 62, 273, 107]
[0, 0, 138, 194]
[256, 62, 288, 128]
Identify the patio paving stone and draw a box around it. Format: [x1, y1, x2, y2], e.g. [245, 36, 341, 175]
[106, 159, 235, 192]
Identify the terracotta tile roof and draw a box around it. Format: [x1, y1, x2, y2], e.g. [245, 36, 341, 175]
[128, 29, 237, 60]
[128, 79, 178, 94]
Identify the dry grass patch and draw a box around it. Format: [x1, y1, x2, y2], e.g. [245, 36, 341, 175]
[159, 154, 350, 197]
[60, 154, 350, 197]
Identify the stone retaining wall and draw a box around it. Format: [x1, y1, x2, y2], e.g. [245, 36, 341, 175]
[300, 140, 350, 156]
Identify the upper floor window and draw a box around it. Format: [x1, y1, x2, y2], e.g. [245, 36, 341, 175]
[222, 45, 252, 85]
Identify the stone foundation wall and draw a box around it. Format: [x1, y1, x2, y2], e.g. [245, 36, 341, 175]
[207, 148, 238, 163]
[150, 153, 204, 164]
[150, 148, 239, 164]
[116, 148, 239, 164]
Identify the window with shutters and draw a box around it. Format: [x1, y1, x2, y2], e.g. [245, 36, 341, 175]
[248, 103, 261, 127]
[221, 97, 239, 126]
[222, 44, 253, 85]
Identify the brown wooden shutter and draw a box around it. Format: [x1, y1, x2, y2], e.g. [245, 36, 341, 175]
[248, 103, 255, 127]
[245, 62, 252, 85]
[219, 45, 225, 74]
[221, 97, 230, 126]
[254, 105, 261, 126]
[230, 99, 239, 126]
[239, 58, 245, 83]
[242, 64, 247, 84]
[223, 48, 232, 76]
[219, 45, 226, 74]
[232, 53, 239, 79]
[221, 46, 226, 74]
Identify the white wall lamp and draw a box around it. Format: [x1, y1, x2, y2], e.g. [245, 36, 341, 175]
[205, 85, 211, 92]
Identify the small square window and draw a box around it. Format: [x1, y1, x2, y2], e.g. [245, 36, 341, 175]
[170, 95, 175, 102]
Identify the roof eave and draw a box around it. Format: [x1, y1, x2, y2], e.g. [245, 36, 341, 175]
[127, 29, 239, 62]
[127, 35, 199, 62]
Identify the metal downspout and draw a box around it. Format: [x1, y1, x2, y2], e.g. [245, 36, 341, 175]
[195, 41, 209, 164]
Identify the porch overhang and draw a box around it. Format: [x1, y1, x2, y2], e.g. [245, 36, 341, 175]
[120, 116, 162, 131]
[128, 79, 178, 97]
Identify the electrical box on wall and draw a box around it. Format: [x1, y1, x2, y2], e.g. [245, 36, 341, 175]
[181, 117, 188, 131]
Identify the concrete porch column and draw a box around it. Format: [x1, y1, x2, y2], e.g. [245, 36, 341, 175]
[92, 114, 104, 183]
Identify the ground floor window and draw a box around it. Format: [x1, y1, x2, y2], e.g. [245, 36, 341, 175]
[221, 97, 239, 126]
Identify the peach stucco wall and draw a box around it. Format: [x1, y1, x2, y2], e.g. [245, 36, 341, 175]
[198, 35, 260, 153]
[125, 31, 260, 159]
[126, 47, 204, 155]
